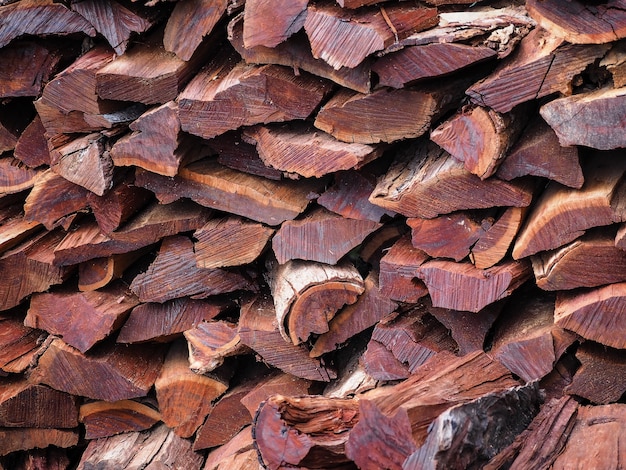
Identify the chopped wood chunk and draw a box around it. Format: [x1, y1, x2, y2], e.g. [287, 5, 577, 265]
[378, 234, 430, 303]
[0, 428, 78, 457]
[470, 206, 527, 269]
[242, 0, 307, 48]
[601, 42, 626, 87]
[203, 427, 258, 470]
[184, 320, 249, 374]
[0, 157, 40, 197]
[360, 338, 410, 381]
[79, 399, 162, 440]
[13, 115, 51, 168]
[239, 371, 314, 418]
[0, 316, 45, 373]
[0, 41, 63, 98]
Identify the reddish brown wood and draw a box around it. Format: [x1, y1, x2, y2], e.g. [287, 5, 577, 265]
[0, 428, 78, 457]
[13, 115, 51, 168]
[203, 427, 260, 470]
[184, 320, 249, 374]
[378, 234, 430, 303]
[0, 316, 45, 374]
[239, 371, 314, 418]
[360, 338, 410, 381]
[0, 157, 40, 197]
[2, 447, 71, 469]
[79, 399, 162, 440]
[242, 0, 307, 48]
[601, 43, 626, 87]
[0, 41, 63, 98]
[471, 206, 527, 269]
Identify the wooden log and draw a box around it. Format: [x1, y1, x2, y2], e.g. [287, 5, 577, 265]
[243, 123, 383, 178]
[164, 0, 227, 61]
[79, 399, 162, 440]
[512, 153, 626, 259]
[496, 116, 583, 189]
[24, 281, 139, 353]
[0, 378, 78, 428]
[555, 282, 626, 349]
[31, 338, 166, 401]
[360, 338, 410, 381]
[184, 320, 249, 374]
[272, 207, 381, 265]
[601, 42, 626, 87]
[372, 42, 496, 89]
[239, 371, 314, 418]
[0, 316, 45, 374]
[417, 258, 532, 313]
[0, 428, 78, 457]
[71, 0, 156, 55]
[135, 160, 323, 226]
[471, 206, 527, 269]
[532, 229, 626, 291]
[378, 234, 429, 303]
[430, 105, 527, 179]
[193, 216, 274, 269]
[466, 27, 610, 113]
[242, 0, 307, 48]
[238, 294, 336, 382]
[310, 271, 397, 357]
[155, 340, 229, 438]
[270, 259, 364, 345]
[527, 0, 626, 44]
[203, 427, 258, 470]
[79, 242, 149, 290]
[178, 53, 332, 140]
[0, 157, 40, 197]
[117, 298, 228, 344]
[130, 235, 255, 303]
[13, 116, 51, 168]
[540, 86, 626, 150]
[345, 351, 519, 469]
[76, 423, 204, 470]
[369, 140, 533, 219]
[303, 3, 437, 70]
[0, 0, 95, 49]
[254, 395, 360, 470]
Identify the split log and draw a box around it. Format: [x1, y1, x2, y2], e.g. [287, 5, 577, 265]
[13, 116, 51, 168]
[272, 207, 381, 265]
[203, 427, 258, 470]
[430, 105, 527, 179]
[184, 320, 249, 374]
[555, 282, 626, 349]
[79, 399, 162, 440]
[532, 229, 626, 291]
[193, 216, 274, 269]
[527, 0, 626, 44]
[369, 140, 533, 219]
[135, 160, 323, 226]
[417, 258, 532, 313]
[155, 340, 229, 438]
[239, 371, 314, 418]
[360, 339, 409, 381]
[378, 234, 429, 303]
[496, 116, 583, 189]
[243, 123, 383, 178]
[303, 3, 438, 70]
[76, 423, 204, 470]
[0, 157, 40, 197]
[164, 0, 227, 61]
[117, 298, 228, 344]
[539, 353, 579, 402]
[0, 428, 78, 457]
[178, 51, 332, 140]
[238, 294, 336, 382]
[466, 28, 610, 113]
[30, 338, 166, 401]
[0, 316, 45, 374]
[512, 153, 626, 259]
[540, 86, 626, 150]
[253, 394, 360, 470]
[345, 351, 519, 469]
[242, 0, 307, 49]
[269, 259, 364, 345]
[471, 206, 527, 269]
[130, 235, 255, 303]
[601, 42, 626, 87]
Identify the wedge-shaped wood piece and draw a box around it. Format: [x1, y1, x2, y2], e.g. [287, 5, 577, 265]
[270, 259, 364, 345]
[272, 207, 381, 265]
[378, 234, 429, 303]
[345, 351, 519, 469]
[25, 281, 139, 353]
[243, 0, 307, 48]
[540, 86, 626, 150]
[178, 55, 332, 139]
[118, 298, 227, 344]
[373, 42, 496, 89]
[497, 116, 583, 189]
[310, 271, 397, 357]
[470, 206, 526, 269]
[238, 294, 336, 382]
[513, 153, 626, 259]
[164, 0, 227, 61]
[77, 247, 143, 289]
[602, 42, 626, 88]
[0, 378, 78, 428]
[466, 28, 610, 113]
[31, 338, 165, 401]
[0, 316, 45, 373]
[71, 0, 155, 55]
[0, 41, 63, 98]
[533, 230, 626, 291]
[315, 85, 461, 145]
[155, 340, 228, 438]
[135, 160, 322, 225]
[0, 157, 40, 197]
[184, 320, 249, 374]
[79, 399, 162, 440]
[418, 258, 532, 313]
[0, 428, 78, 457]
[0, 0, 95, 49]
[194, 216, 274, 269]
[243, 123, 382, 178]
[527, 0, 626, 44]
[76, 423, 204, 470]
[360, 339, 409, 381]
[131, 235, 254, 303]
[239, 371, 314, 418]
[304, 3, 437, 70]
[254, 394, 360, 469]
[369, 140, 533, 219]
[556, 283, 626, 350]
[13, 115, 51, 168]
[431, 105, 527, 179]
[203, 427, 258, 470]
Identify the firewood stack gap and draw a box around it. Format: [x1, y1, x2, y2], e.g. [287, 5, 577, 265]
[1, 0, 626, 468]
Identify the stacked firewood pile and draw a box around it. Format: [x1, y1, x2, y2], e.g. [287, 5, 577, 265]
[1, 0, 626, 468]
